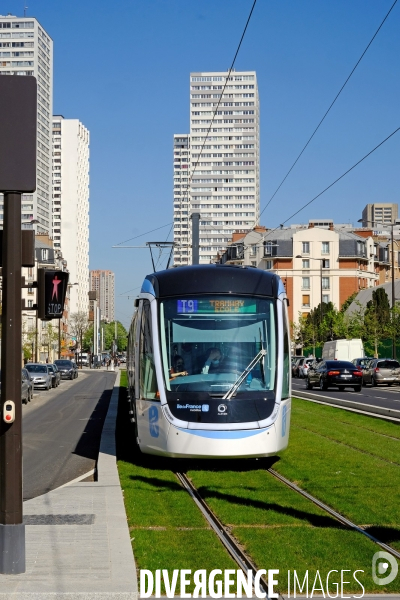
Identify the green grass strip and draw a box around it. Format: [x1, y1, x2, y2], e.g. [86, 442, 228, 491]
[116, 372, 239, 593]
[274, 399, 400, 529]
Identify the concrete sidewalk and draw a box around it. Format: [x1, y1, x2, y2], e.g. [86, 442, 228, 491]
[0, 370, 138, 599]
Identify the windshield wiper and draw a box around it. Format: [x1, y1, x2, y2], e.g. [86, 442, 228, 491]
[222, 349, 267, 400]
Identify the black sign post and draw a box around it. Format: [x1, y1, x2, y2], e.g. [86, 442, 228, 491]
[0, 75, 37, 574]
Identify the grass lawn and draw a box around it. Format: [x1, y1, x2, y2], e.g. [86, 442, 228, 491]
[117, 374, 400, 594]
[116, 371, 238, 594]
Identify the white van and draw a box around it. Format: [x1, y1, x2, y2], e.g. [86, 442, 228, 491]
[322, 339, 364, 362]
[77, 352, 89, 367]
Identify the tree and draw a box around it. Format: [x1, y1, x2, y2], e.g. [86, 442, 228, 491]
[364, 288, 391, 357]
[83, 320, 128, 353]
[69, 312, 91, 357]
[41, 322, 59, 359]
[340, 291, 358, 313]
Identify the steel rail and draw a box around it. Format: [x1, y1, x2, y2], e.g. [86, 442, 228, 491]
[267, 468, 400, 560]
[175, 471, 279, 600]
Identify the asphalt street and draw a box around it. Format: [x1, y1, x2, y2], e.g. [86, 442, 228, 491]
[22, 368, 116, 500]
[292, 376, 400, 411]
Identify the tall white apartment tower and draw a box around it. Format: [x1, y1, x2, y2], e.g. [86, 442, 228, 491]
[173, 70, 259, 265]
[52, 116, 90, 314]
[173, 134, 191, 265]
[0, 15, 53, 232]
[89, 270, 115, 323]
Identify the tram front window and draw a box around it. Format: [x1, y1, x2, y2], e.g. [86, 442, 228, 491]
[160, 295, 276, 394]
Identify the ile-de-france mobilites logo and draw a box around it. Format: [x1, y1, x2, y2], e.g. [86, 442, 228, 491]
[37, 269, 69, 320]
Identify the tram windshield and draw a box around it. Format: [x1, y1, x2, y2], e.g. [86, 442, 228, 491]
[160, 295, 276, 394]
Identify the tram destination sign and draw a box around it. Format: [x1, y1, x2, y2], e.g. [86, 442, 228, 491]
[177, 298, 256, 314]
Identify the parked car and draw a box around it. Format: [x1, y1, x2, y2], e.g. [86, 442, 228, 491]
[352, 357, 374, 370]
[0, 369, 34, 403]
[25, 363, 52, 390]
[54, 359, 78, 380]
[362, 358, 400, 387]
[299, 358, 316, 379]
[306, 360, 363, 392]
[292, 357, 305, 377]
[47, 363, 61, 388]
[21, 368, 33, 403]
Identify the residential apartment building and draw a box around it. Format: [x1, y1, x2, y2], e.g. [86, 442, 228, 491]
[90, 270, 115, 323]
[361, 203, 398, 227]
[221, 222, 385, 326]
[22, 234, 70, 362]
[173, 70, 259, 265]
[52, 116, 90, 314]
[173, 134, 191, 264]
[0, 15, 53, 232]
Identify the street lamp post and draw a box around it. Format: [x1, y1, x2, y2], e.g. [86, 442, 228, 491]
[358, 219, 397, 358]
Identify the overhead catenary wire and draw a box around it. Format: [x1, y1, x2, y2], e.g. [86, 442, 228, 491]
[113, 222, 173, 247]
[248, 126, 400, 247]
[176, 0, 258, 253]
[255, 0, 398, 225]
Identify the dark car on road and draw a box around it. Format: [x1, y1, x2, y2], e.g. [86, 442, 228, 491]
[47, 363, 61, 388]
[25, 363, 52, 390]
[362, 358, 400, 387]
[54, 359, 78, 380]
[306, 360, 363, 392]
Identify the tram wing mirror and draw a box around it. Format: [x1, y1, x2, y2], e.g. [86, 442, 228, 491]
[134, 298, 139, 307]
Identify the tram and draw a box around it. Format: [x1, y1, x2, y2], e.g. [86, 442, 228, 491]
[127, 264, 291, 458]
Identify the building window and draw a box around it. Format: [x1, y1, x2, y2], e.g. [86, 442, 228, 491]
[302, 295, 310, 307]
[322, 294, 330, 304]
[322, 242, 330, 254]
[322, 277, 330, 290]
[302, 242, 310, 254]
[250, 244, 257, 256]
[265, 260, 273, 270]
[302, 277, 310, 290]
[302, 259, 310, 269]
[27, 300, 33, 308]
[322, 259, 330, 269]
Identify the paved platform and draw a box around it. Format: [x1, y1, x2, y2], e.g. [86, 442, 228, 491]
[0, 370, 138, 599]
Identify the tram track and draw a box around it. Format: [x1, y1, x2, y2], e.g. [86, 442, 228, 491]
[175, 464, 400, 599]
[175, 471, 275, 599]
[266, 468, 400, 560]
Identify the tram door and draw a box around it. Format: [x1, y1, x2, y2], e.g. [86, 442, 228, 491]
[137, 299, 168, 452]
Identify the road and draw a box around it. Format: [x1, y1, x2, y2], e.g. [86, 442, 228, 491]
[292, 377, 400, 412]
[22, 368, 116, 500]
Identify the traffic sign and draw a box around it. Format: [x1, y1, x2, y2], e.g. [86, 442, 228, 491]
[37, 270, 69, 320]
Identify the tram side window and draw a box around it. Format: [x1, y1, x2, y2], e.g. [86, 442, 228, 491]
[282, 300, 290, 399]
[139, 300, 158, 400]
[127, 312, 137, 383]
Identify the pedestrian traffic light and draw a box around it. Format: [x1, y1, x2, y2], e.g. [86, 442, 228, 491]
[37, 269, 69, 320]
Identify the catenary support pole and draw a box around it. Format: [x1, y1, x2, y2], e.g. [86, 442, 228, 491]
[0, 192, 25, 573]
[392, 224, 396, 359]
[191, 212, 200, 265]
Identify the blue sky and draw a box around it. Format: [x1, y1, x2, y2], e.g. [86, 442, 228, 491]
[5, 0, 399, 328]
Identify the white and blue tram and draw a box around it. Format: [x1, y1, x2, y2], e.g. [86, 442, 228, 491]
[127, 264, 291, 458]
